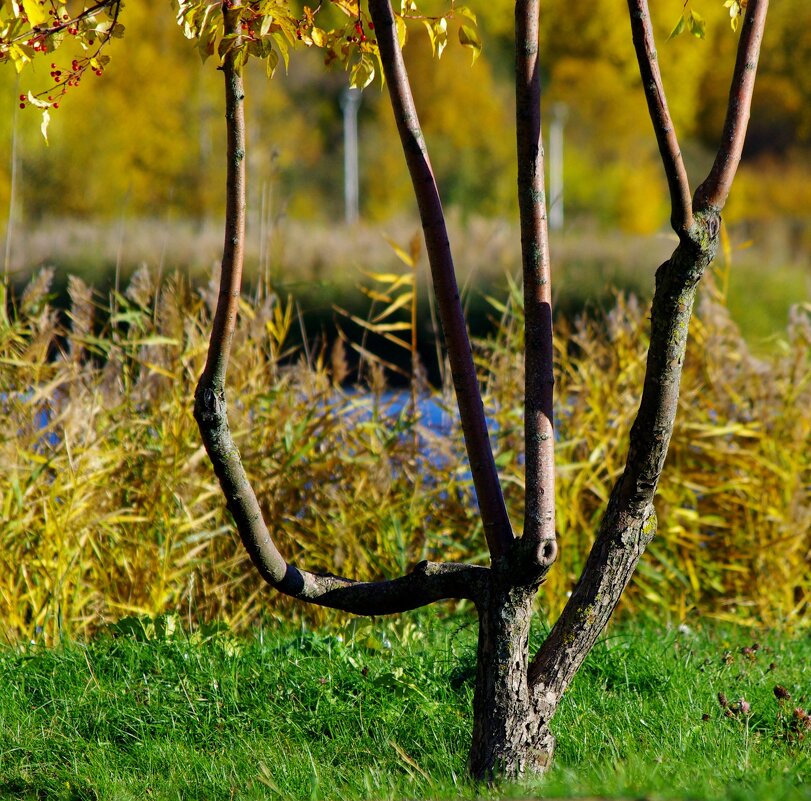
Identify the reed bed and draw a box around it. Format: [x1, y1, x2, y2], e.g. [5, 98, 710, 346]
[1, 264, 808, 642]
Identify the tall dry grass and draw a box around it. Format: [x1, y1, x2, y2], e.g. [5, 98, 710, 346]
[481, 272, 811, 627]
[1, 264, 808, 642]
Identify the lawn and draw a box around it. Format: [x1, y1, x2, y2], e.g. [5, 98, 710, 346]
[1, 613, 809, 800]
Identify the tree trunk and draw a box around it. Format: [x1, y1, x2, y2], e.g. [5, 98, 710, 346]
[468, 578, 554, 781]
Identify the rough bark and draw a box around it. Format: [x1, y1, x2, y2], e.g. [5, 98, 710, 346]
[469, 0, 767, 779]
[520, 0, 768, 775]
[469, 573, 554, 781]
[527, 216, 719, 696]
[466, 213, 719, 781]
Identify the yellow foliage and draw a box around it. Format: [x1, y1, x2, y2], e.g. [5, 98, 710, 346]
[1, 0, 809, 226]
[616, 159, 669, 235]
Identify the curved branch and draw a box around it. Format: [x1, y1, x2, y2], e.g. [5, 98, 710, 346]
[627, 0, 693, 233]
[195, 387, 487, 612]
[515, 0, 556, 562]
[368, 0, 513, 560]
[693, 0, 769, 212]
[193, 2, 486, 617]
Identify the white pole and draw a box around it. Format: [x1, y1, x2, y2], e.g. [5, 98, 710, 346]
[4, 76, 20, 276]
[341, 87, 362, 225]
[549, 102, 567, 231]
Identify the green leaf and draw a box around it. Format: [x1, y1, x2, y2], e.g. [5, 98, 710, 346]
[725, 0, 742, 32]
[266, 48, 279, 77]
[272, 32, 289, 70]
[667, 14, 686, 41]
[248, 36, 274, 59]
[455, 5, 477, 24]
[687, 9, 706, 38]
[458, 24, 482, 63]
[218, 32, 238, 60]
[422, 17, 448, 58]
[434, 17, 448, 58]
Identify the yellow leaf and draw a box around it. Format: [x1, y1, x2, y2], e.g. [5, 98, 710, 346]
[349, 54, 374, 89]
[22, 0, 49, 27]
[363, 271, 407, 283]
[383, 236, 416, 267]
[394, 14, 407, 47]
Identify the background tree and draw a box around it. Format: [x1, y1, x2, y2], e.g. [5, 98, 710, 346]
[0, 0, 770, 781]
[193, 0, 769, 779]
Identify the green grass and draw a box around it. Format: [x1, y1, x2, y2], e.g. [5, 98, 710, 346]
[1, 614, 809, 800]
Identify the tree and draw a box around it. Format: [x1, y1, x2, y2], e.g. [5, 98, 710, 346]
[1, 0, 769, 781]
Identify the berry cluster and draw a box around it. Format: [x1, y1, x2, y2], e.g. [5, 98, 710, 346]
[15, 8, 117, 111]
[25, 35, 48, 53]
[18, 51, 107, 110]
[346, 18, 374, 44]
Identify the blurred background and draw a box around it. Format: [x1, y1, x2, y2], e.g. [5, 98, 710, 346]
[1, 0, 809, 348]
[1, 1, 810, 637]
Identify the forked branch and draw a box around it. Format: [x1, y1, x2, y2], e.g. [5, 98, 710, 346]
[694, 0, 769, 211]
[515, 0, 556, 563]
[194, 2, 487, 616]
[368, 0, 514, 561]
[528, 0, 769, 703]
[627, 0, 693, 233]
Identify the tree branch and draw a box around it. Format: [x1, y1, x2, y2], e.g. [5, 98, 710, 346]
[515, 0, 556, 567]
[282, 560, 489, 615]
[528, 1, 770, 705]
[368, 0, 514, 561]
[193, 2, 487, 617]
[693, 0, 769, 212]
[527, 216, 719, 703]
[627, 0, 693, 233]
[198, 6, 246, 392]
[195, 387, 488, 613]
